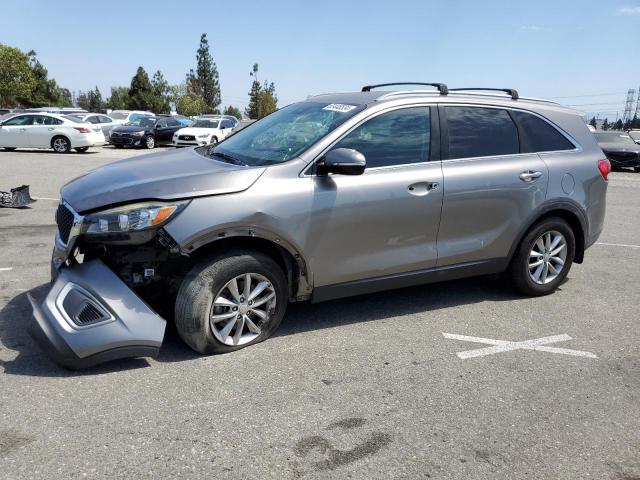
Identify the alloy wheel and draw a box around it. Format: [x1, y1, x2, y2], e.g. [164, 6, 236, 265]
[528, 230, 567, 285]
[210, 273, 277, 346]
[53, 138, 69, 152]
[146, 136, 155, 148]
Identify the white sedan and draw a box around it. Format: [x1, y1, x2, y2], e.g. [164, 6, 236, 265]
[0, 113, 105, 153]
[172, 117, 235, 147]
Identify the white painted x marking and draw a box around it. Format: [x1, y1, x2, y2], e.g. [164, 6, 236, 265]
[442, 333, 597, 359]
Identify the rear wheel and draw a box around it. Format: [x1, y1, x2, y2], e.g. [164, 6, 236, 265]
[509, 217, 575, 296]
[175, 250, 288, 354]
[145, 135, 155, 149]
[51, 136, 71, 153]
[634, 166, 640, 173]
[75, 147, 89, 153]
[3, 147, 16, 151]
[114, 145, 124, 149]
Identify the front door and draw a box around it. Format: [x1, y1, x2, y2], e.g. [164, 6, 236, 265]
[0, 115, 33, 147]
[436, 105, 549, 266]
[307, 106, 443, 288]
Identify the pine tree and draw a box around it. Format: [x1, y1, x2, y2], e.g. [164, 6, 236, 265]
[192, 33, 221, 113]
[87, 86, 103, 112]
[151, 70, 171, 113]
[589, 117, 597, 129]
[107, 87, 130, 110]
[602, 119, 610, 131]
[245, 63, 261, 119]
[128, 66, 154, 111]
[613, 119, 623, 131]
[223, 105, 242, 120]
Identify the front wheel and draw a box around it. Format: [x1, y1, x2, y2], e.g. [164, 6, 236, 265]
[3, 147, 16, 151]
[175, 251, 288, 354]
[144, 135, 155, 149]
[509, 217, 575, 296]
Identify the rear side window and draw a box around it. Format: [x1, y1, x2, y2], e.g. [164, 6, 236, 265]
[446, 106, 519, 159]
[167, 118, 180, 127]
[511, 111, 575, 152]
[334, 107, 431, 168]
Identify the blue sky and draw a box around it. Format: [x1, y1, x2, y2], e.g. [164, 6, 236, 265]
[1, 0, 639, 118]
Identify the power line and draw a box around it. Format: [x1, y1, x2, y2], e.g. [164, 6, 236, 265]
[548, 92, 626, 99]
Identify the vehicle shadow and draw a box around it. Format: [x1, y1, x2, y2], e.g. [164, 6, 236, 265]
[3, 149, 99, 155]
[0, 275, 527, 376]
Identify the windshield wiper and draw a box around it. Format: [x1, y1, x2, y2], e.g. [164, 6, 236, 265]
[207, 150, 247, 166]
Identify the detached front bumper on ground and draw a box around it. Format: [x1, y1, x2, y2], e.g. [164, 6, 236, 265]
[29, 259, 166, 369]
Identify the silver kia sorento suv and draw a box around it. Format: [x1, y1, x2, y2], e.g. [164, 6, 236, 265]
[30, 83, 610, 369]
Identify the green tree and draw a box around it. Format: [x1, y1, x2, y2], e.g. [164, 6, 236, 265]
[0, 44, 36, 107]
[167, 83, 187, 111]
[85, 86, 103, 112]
[223, 105, 242, 120]
[128, 66, 154, 111]
[176, 94, 206, 116]
[631, 114, 640, 129]
[77, 91, 90, 110]
[185, 33, 221, 113]
[20, 50, 71, 107]
[106, 87, 129, 110]
[589, 117, 597, 129]
[245, 63, 278, 119]
[613, 119, 623, 131]
[150, 70, 171, 114]
[602, 119, 610, 131]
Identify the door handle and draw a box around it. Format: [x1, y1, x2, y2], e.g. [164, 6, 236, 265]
[48, 128, 55, 131]
[19, 128, 27, 131]
[519, 171, 542, 182]
[408, 181, 440, 196]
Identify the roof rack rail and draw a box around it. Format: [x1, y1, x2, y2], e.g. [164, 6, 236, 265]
[449, 88, 519, 100]
[362, 82, 448, 95]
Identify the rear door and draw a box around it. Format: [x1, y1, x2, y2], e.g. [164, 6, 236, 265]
[437, 105, 549, 267]
[28, 115, 64, 147]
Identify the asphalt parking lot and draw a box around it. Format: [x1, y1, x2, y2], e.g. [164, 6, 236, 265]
[1, 146, 639, 479]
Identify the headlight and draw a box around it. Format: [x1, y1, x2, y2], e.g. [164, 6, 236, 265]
[131, 131, 145, 137]
[197, 134, 210, 139]
[84, 201, 188, 234]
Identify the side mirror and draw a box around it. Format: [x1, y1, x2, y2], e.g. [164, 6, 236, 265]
[317, 148, 366, 176]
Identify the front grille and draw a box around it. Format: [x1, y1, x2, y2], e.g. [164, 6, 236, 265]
[179, 135, 195, 141]
[111, 136, 134, 145]
[75, 302, 107, 325]
[56, 203, 74, 244]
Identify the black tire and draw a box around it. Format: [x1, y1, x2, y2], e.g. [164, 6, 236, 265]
[3, 147, 16, 151]
[51, 136, 71, 153]
[114, 145, 124, 149]
[509, 217, 575, 296]
[175, 250, 288, 354]
[210, 136, 218, 145]
[144, 135, 155, 149]
[75, 147, 89, 153]
[634, 166, 640, 173]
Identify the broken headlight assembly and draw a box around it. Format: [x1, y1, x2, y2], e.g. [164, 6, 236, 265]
[84, 201, 189, 235]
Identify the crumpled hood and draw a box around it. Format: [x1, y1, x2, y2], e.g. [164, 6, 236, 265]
[176, 127, 219, 136]
[61, 147, 265, 213]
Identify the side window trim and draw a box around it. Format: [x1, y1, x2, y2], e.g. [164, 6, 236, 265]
[306, 104, 439, 175]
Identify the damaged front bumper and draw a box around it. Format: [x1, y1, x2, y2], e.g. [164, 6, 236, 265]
[29, 259, 166, 369]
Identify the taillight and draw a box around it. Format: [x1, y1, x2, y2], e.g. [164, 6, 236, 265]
[597, 158, 611, 181]
[73, 127, 91, 134]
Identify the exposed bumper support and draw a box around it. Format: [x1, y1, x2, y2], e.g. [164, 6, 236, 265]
[29, 260, 166, 369]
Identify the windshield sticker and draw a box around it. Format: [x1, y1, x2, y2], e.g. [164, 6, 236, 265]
[322, 104, 357, 113]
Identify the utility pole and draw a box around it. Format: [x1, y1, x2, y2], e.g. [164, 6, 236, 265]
[634, 85, 640, 120]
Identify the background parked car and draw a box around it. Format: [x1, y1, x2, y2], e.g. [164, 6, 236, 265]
[628, 129, 640, 145]
[594, 131, 640, 172]
[71, 113, 119, 142]
[107, 110, 153, 125]
[231, 119, 256, 133]
[0, 113, 105, 153]
[172, 116, 234, 146]
[109, 116, 182, 149]
[172, 115, 193, 127]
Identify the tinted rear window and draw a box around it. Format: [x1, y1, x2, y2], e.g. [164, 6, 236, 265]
[446, 107, 519, 159]
[512, 111, 574, 152]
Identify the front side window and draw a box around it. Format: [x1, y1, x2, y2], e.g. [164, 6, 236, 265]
[209, 101, 365, 166]
[3, 115, 33, 126]
[193, 119, 219, 128]
[512, 111, 574, 152]
[127, 117, 156, 128]
[446, 106, 519, 159]
[333, 107, 431, 168]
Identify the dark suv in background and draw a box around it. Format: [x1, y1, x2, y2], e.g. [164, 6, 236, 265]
[110, 116, 182, 149]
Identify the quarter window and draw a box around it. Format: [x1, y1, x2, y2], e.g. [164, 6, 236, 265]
[33, 116, 62, 125]
[511, 111, 575, 152]
[446, 106, 519, 159]
[333, 107, 431, 168]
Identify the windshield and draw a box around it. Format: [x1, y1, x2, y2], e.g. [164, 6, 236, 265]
[595, 132, 636, 145]
[126, 117, 156, 128]
[208, 101, 364, 166]
[193, 119, 219, 128]
[109, 112, 127, 120]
